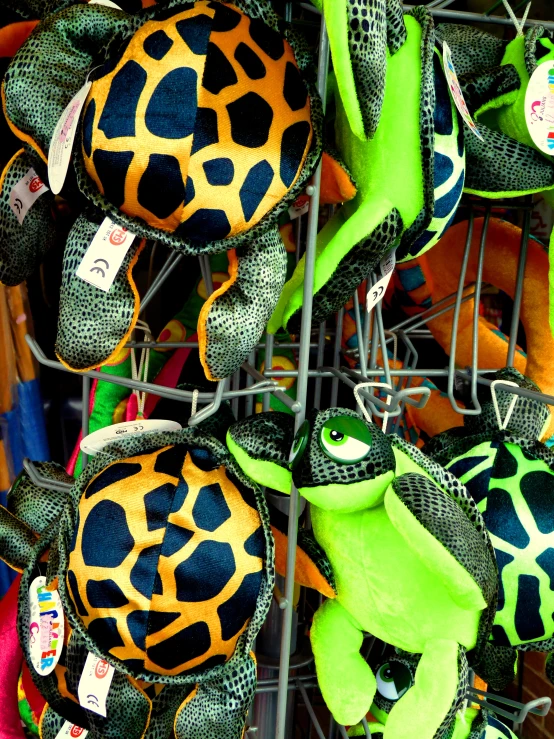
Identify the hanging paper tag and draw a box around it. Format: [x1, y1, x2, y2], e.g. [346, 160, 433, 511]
[78, 653, 114, 717]
[80, 419, 182, 455]
[55, 722, 88, 739]
[366, 249, 396, 313]
[442, 42, 483, 141]
[28, 576, 64, 676]
[75, 217, 136, 292]
[48, 81, 92, 194]
[288, 193, 310, 220]
[10, 168, 48, 225]
[525, 64, 554, 155]
[89, 0, 123, 7]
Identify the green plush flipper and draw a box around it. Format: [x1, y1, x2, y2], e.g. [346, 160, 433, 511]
[0, 507, 38, 571]
[55, 210, 145, 372]
[470, 641, 517, 692]
[312, 0, 406, 141]
[8, 462, 71, 534]
[198, 227, 287, 382]
[0, 149, 55, 286]
[174, 652, 256, 739]
[311, 598, 376, 726]
[270, 8, 466, 332]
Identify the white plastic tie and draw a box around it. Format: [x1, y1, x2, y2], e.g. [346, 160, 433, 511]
[353, 381, 394, 433]
[191, 388, 199, 419]
[131, 319, 153, 419]
[502, 0, 531, 36]
[490, 379, 520, 430]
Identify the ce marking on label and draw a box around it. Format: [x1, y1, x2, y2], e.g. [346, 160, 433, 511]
[90, 258, 109, 278]
[12, 198, 23, 214]
[372, 286, 385, 301]
[86, 694, 100, 709]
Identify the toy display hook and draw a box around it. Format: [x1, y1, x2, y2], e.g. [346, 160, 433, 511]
[490, 379, 520, 430]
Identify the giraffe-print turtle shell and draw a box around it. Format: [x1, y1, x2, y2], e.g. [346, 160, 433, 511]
[65, 440, 267, 678]
[81, 0, 313, 243]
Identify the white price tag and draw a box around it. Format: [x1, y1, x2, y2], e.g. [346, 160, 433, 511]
[78, 653, 114, 717]
[443, 42, 484, 141]
[48, 81, 92, 194]
[80, 419, 182, 455]
[75, 217, 136, 292]
[9, 168, 48, 225]
[525, 63, 554, 155]
[89, 0, 123, 7]
[28, 576, 64, 676]
[55, 722, 88, 739]
[288, 193, 310, 220]
[366, 249, 396, 313]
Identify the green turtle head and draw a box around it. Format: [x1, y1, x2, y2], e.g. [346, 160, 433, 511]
[289, 408, 396, 512]
[463, 368, 550, 441]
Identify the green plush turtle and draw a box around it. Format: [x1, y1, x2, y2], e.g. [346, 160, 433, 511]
[0, 427, 274, 739]
[347, 652, 517, 739]
[226, 408, 498, 739]
[424, 368, 554, 691]
[0, 0, 324, 381]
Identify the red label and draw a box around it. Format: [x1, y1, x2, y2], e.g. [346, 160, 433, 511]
[94, 660, 110, 679]
[109, 227, 127, 245]
[70, 727, 85, 737]
[28, 176, 44, 194]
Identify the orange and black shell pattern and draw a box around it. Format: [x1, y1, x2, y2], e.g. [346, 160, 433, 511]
[55, 428, 274, 685]
[76, 0, 323, 255]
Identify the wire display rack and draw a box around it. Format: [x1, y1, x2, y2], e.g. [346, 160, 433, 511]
[17, 0, 554, 736]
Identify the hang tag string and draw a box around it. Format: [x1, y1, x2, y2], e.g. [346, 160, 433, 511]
[490, 379, 520, 430]
[191, 388, 199, 419]
[353, 381, 394, 433]
[501, 0, 531, 36]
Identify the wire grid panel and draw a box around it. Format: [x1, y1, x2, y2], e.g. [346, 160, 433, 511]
[21, 2, 554, 737]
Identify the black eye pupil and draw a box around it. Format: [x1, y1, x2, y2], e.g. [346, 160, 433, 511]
[330, 431, 344, 441]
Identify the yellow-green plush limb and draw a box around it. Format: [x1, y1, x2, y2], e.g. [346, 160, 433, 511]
[311, 598, 376, 725]
[385, 640, 460, 739]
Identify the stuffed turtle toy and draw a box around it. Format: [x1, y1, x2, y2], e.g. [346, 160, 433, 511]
[226, 408, 498, 739]
[347, 652, 517, 739]
[0, 426, 274, 739]
[268, 3, 468, 332]
[0, 0, 325, 381]
[424, 367, 554, 691]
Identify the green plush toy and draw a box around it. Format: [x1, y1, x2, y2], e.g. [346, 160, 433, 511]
[424, 368, 554, 691]
[434, 22, 554, 336]
[347, 652, 517, 739]
[0, 426, 274, 739]
[0, 0, 323, 381]
[226, 408, 498, 738]
[269, 5, 467, 332]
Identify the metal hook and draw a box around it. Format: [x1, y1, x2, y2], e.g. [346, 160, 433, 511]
[23, 459, 73, 493]
[490, 379, 520, 430]
[466, 687, 551, 724]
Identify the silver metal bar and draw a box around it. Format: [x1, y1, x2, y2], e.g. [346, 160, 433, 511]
[468, 208, 490, 414]
[296, 680, 327, 739]
[140, 251, 182, 314]
[314, 322, 326, 408]
[353, 290, 368, 380]
[242, 362, 301, 413]
[188, 380, 226, 426]
[331, 309, 344, 407]
[275, 15, 329, 739]
[263, 333, 275, 413]
[23, 459, 73, 493]
[125, 341, 320, 349]
[81, 376, 90, 469]
[506, 207, 530, 367]
[198, 254, 215, 296]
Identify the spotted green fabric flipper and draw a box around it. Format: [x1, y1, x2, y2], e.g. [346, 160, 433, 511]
[311, 0, 407, 140]
[0, 149, 55, 286]
[269, 7, 466, 331]
[8, 462, 71, 534]
[55, 210, 146, 372]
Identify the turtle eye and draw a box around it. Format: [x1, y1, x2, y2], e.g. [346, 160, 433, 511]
[376, 662, 413, 702]
[289, 419, 310, 469]
[319, 416, 372, 463]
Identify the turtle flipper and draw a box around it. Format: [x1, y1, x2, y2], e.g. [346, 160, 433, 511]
[55, 210, 146, 372]
[174, 652, 257, 739]
[198, 227, 287, 381]
[311, 598, 375, 725]
[0, 149, 55, 286]
[471, 641, 517, 691]
[386, 473, 496, 612]
[0, 506, 38, 571]
[8, 462, 71, 534]
[386, 641, 468, 739]
[226, 411, 294, 494]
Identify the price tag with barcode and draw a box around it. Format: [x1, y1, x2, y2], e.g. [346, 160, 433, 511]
[366, 249, 396, 313]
